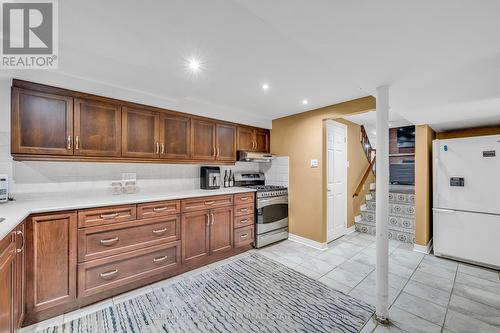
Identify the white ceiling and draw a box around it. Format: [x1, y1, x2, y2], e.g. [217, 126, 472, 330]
[2, 0, 500, 131]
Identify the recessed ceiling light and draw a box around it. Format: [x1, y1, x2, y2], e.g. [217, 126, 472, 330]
[262, 83, 270, 91]
[389, 122, 393, 127]
[302, 99, 308, 105]
[187, 58, 201, 72]
[372, 130, 376, 135]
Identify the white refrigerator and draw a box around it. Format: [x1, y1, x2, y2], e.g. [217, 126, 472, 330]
[433, 135, 500, 269]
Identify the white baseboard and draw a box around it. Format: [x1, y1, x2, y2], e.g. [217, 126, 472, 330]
[288, 233, 328, 251]
[346, 225, 356, 234]
[413, 238, 433, 254]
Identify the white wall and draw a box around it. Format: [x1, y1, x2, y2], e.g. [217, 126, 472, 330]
[0, 77, 260, 194]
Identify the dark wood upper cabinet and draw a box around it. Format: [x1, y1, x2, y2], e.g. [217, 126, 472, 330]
[236, 127, 254, 151]
[181, 210, 210, 263]
[74, 98, 121, 157]
[160, 114, 190, 160]
[254, 129, 270, 152]
[191, 119, 216, 161]
[236, 127, 270, 153]
[0, 232, 15, 333]
[26, 213, 77, 318]
[11, 88, 74, 155]
[209, 207, 233, 254]
[216, 124, 236, 161]
[122, 107, 159, 158]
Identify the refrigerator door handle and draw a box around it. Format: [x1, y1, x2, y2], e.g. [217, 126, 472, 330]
[433, 208, 456, 214]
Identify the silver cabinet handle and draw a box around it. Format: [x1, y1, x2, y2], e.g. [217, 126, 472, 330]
[153, 255, 168, 263]
[75, 136, 80, 150]
[239, 219, 249, 224]
[16, 230, 24, 253]
[240, 208, 248, 213]
[240, 234, 249, 238]
[204, 201, 215, 205]
[153, 207, 168, 212]
[160, 143, 165, 154]
[100, 237, 119, 245]
[152, 228, 167, 235]
[206, 213, 210, 226]
[239, 197, 249, 201]
[100, 269, 118, 279]
[67, 135, 72, 149]
[211, 212, 215, 225]
[216, 147, 220, 157]
[100, 212, 119, 219]
[155, 142, 160, 154]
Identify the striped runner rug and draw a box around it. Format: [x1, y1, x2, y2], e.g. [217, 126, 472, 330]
[41, 253, 374, 333]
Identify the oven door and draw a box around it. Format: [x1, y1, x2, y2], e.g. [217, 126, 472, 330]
[256, 195, 288, 234]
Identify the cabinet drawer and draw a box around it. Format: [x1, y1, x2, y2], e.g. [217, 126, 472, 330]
[234, 192, 255, 205]
[234, 214, 254, 229]
[137, 200, 180, 219]
[78, 241, 180, 297]
[234, 225, 254, 248]
[234, 202, 254, 217]
[181, 195, 232, 213]
[78, 205, 136, 228]
[78, 215, 180, 262]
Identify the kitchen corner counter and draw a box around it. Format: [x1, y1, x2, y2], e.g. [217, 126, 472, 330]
[0, 187, 255, 240]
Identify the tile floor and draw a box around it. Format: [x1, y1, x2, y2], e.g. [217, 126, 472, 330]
[19, 232, 500, 333]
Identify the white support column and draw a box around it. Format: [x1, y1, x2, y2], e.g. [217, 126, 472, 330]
[375, 85, 390, 324]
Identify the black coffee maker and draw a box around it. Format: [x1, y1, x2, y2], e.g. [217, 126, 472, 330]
[200, 166, 221, 190]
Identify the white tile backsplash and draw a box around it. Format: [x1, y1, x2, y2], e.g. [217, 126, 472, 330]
[260, 156, 289, 187]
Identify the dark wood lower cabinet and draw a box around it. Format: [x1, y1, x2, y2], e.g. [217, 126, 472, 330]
[0, 233, 15, 333]
[13, 193, 254, 328]
[26, 213, 77, 321]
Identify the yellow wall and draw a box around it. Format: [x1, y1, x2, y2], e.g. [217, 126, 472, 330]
[415, 125, 436, 246]
[436, 125, 500, 139]
[270, 97, 375, 243]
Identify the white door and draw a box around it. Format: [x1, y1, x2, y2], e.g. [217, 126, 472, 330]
[326, 120, 348, 242]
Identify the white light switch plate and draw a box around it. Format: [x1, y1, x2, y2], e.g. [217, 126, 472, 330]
[310, 159, 318, 168]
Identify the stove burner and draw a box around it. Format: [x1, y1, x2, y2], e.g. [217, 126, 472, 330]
[247, 185, 287, 192]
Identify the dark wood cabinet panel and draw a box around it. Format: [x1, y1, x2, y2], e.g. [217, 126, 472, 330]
[74, 98, 121, 157]
[254, 129, 270, 152]
[160, 114, 190, 159]
[14, 222, 25, 328]
[191, 119, 216, 160]
[181, 210, 210, 263]
[11, 88, 74, 155]
[236, 127, 254, 151]
[209, 207, 233, 255]
[122, 107, 159, 158]
[216, 124, 236, 161]
[0, 233, 15, 333]
[26, 213, 77, 315]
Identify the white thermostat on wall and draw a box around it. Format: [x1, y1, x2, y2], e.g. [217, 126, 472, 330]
[310, 159, 318, 168]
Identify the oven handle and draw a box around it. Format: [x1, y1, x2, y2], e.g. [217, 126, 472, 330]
[257, 196, 288, 209]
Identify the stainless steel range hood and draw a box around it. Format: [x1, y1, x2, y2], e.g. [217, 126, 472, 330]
[238, 151, 276, 162]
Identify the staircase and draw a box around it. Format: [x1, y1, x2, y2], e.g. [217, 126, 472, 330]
[355, 183, 416, 243]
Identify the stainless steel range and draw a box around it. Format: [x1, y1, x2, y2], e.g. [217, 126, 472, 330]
[234, 172, 288, 248]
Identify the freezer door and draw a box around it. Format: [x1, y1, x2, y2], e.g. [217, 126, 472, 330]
[434, 208, 500, 269]
[433, 136, 500, 215]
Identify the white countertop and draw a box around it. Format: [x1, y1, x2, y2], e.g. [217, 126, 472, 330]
[0, 187, 255, 240]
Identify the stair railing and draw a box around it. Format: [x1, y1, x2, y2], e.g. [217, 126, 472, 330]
[353, 125, 376, 198]
[353, 156, 376, 198]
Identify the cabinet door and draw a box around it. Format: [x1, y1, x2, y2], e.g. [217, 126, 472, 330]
[254, 129, 270, 153]
[11, 88, 74, 155]
[14, 222, 25, 328]
[236, 127, 254, 151]
[122, 107, 159, 158]
[160, 114, 190, 159]
[181, 210, 210, 263]
[74, 98, 121, 157]
[26, 213, 77, 315]
[0, 233, 15, 333]
[209, 207, 233, 254]
[191, 119, 215, 160]
[216, 124, 236, 161]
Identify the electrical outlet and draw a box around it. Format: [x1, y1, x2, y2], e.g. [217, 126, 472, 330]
[121, 173, 137, 181]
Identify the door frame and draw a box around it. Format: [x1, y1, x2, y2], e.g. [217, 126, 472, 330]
[325, 120, 348, 242]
